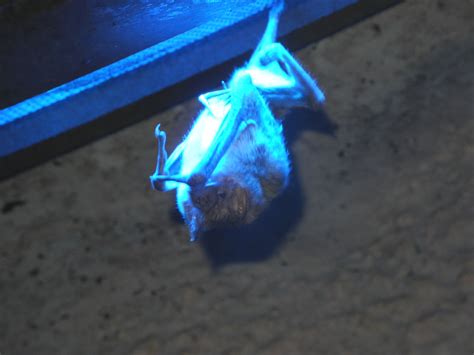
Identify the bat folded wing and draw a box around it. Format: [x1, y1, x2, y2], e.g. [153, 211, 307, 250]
[198, 89, 232, 119]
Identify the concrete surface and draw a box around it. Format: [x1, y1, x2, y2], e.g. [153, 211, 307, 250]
[1, 0, 473, 354]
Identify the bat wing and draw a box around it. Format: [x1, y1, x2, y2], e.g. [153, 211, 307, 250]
[160, 89, 231, 180]
[198, 89, 232, 119]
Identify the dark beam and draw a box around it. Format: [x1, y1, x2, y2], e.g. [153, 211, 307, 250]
[0, 0, 401, 180]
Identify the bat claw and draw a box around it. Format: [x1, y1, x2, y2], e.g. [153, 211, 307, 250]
[154, 123, 166, 140]
[149, 175, 162, 190]
[154, 123, 160, 137]
[259, 43, 287, 66]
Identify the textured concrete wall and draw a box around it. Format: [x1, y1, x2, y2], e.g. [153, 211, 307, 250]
[0, 1, 473, 354]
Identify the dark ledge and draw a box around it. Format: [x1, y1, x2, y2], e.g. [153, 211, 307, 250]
[0, 0, 401, 180]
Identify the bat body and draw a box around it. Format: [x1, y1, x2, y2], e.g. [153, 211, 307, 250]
[150, 1, 325, 240]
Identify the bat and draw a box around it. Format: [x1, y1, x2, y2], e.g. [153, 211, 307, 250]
[150, 0, 325, 241]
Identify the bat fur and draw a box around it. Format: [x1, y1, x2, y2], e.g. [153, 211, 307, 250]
[150, 0, 325, 241]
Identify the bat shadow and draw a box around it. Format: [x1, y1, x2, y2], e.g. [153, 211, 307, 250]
[198, 108, 337, 269]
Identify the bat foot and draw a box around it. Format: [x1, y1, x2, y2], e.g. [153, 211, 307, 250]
[154, 123, 167, 140]
[259, 43, 287, 66]
[150, 175, 164, 191]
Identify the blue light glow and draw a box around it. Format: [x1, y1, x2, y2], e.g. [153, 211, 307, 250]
[150, 0, 328, 240]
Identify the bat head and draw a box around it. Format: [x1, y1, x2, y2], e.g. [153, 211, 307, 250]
[189, 174, 249, 229]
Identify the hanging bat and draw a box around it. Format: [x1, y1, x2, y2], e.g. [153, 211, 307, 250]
[150, 0, 325, 241]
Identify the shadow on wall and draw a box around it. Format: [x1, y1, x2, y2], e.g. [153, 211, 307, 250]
[193, 108, 338, 268]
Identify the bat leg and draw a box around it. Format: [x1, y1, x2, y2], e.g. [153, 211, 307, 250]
[249, 0, 284, 67]
[150, 124, 171, 191]
[259, 43, 325, 109]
